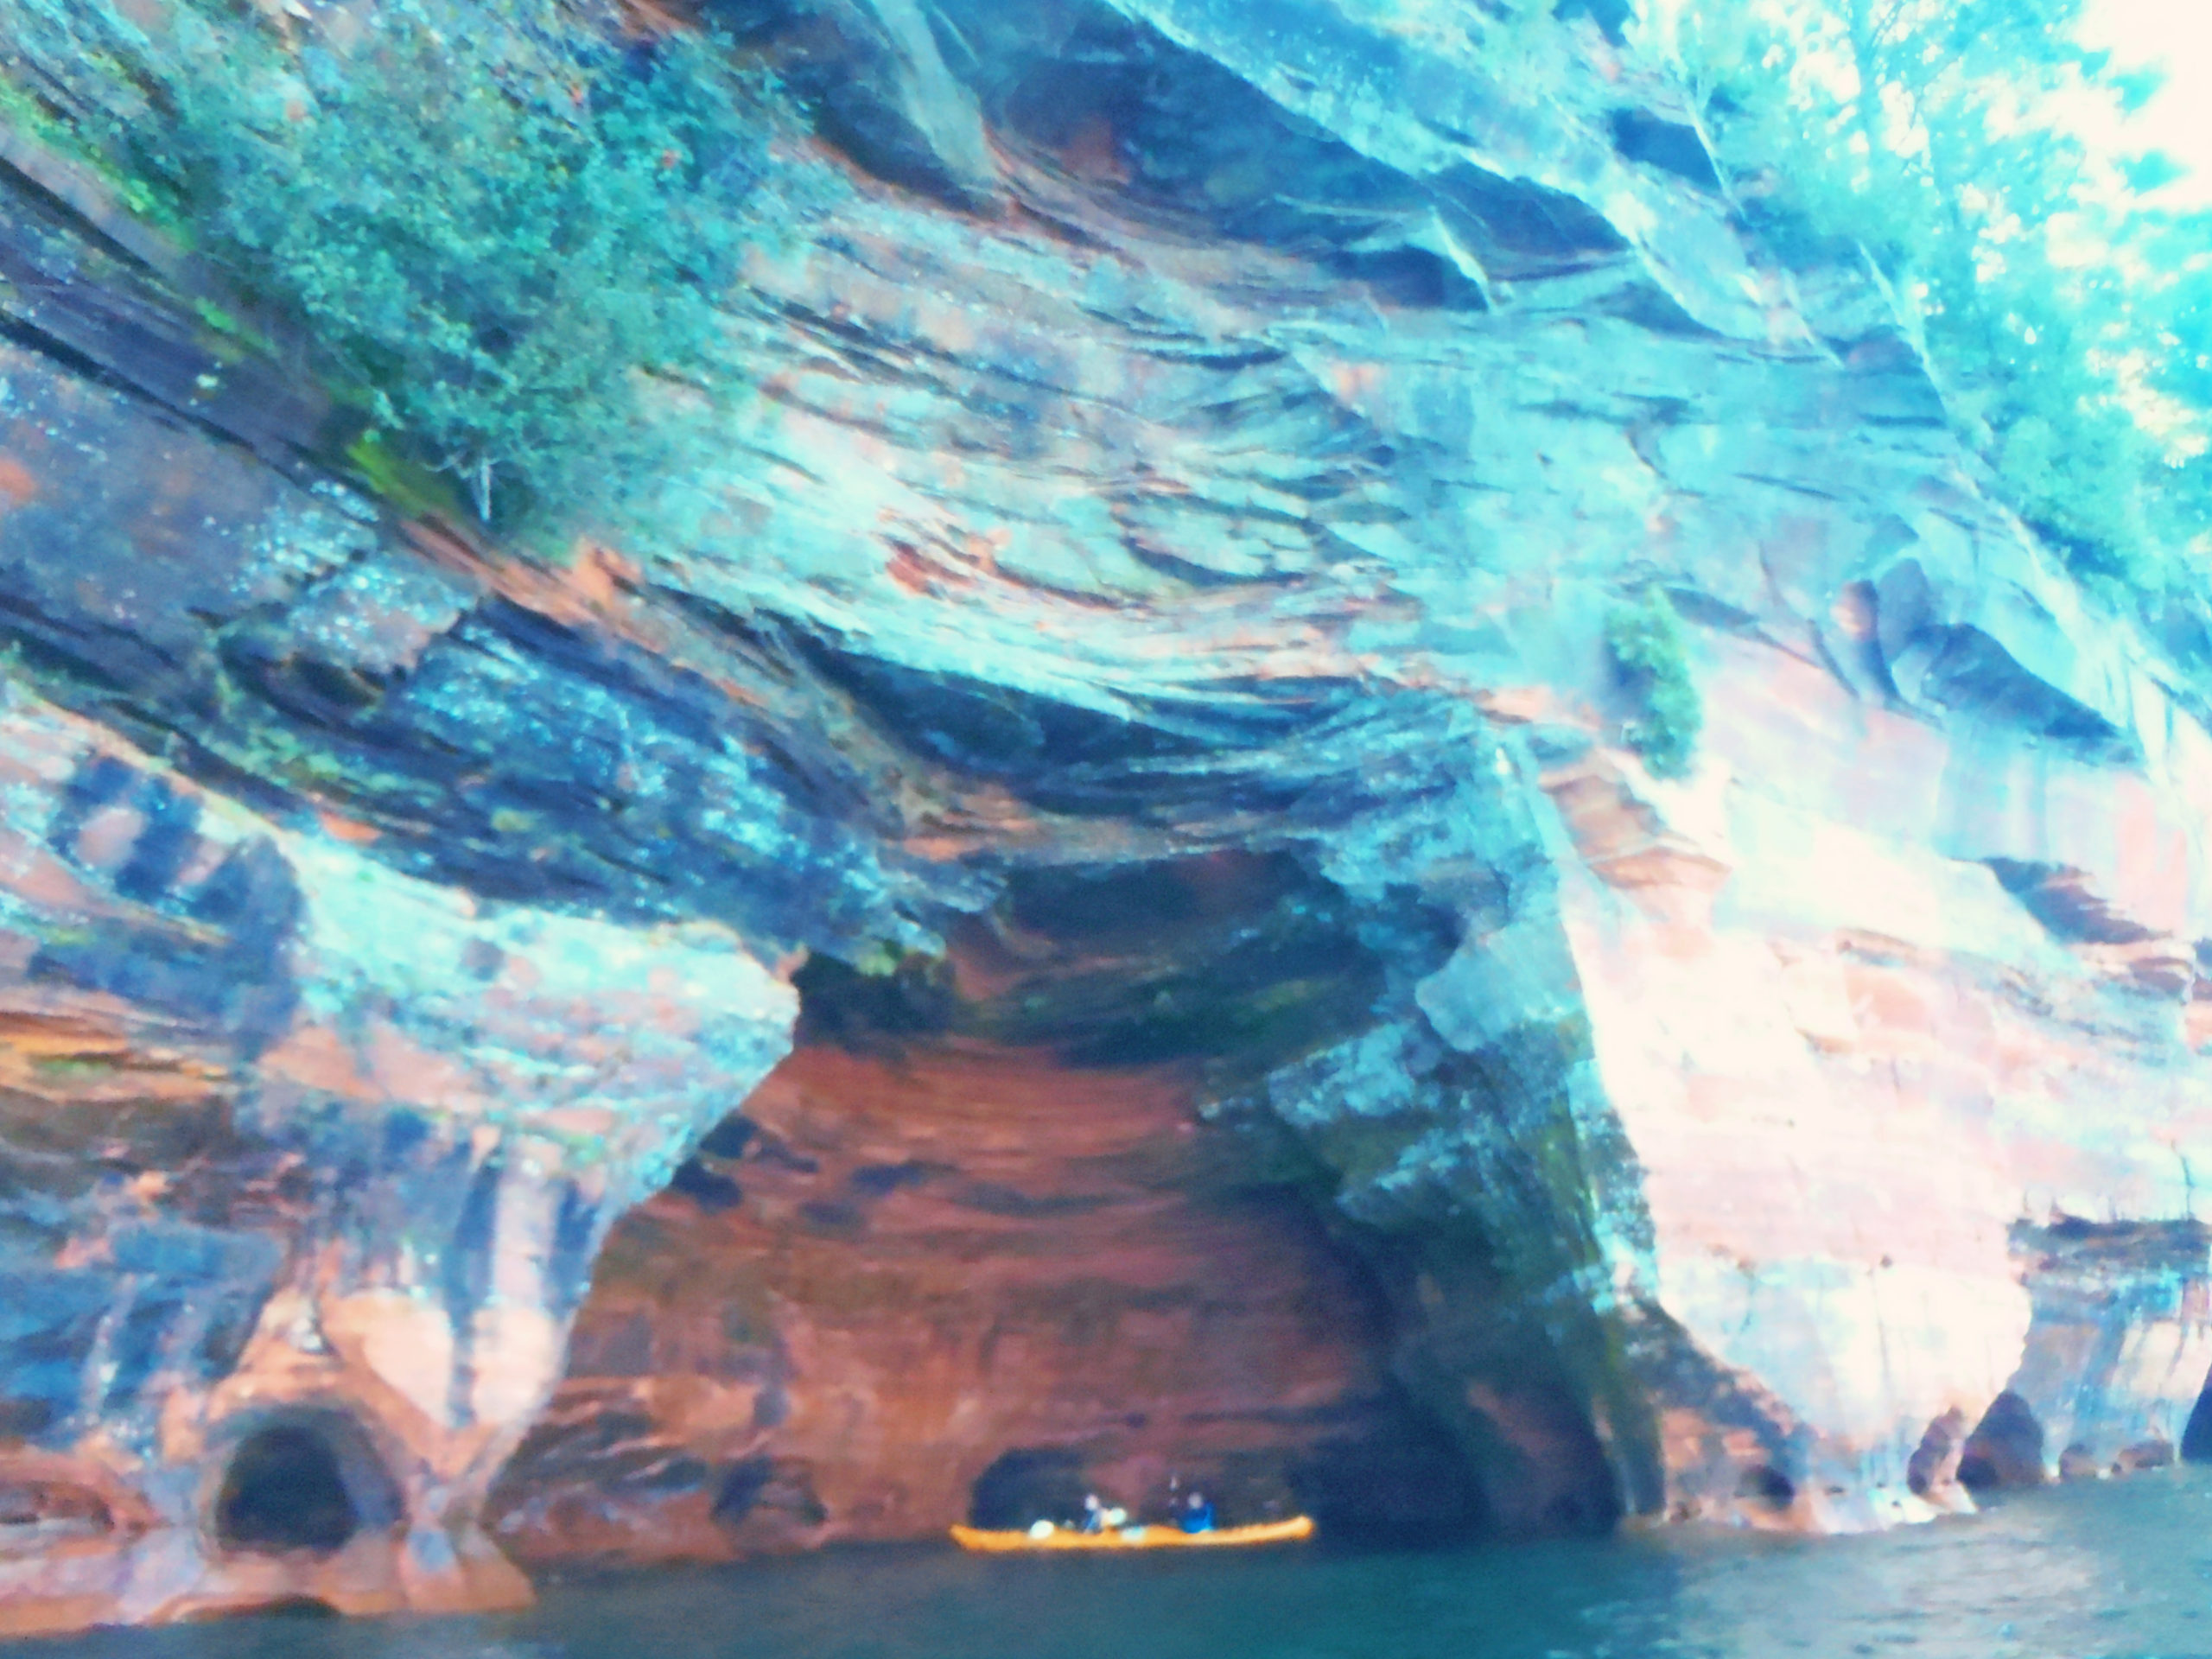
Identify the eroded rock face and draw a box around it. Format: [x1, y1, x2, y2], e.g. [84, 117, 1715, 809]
[0, 688, 793, 1633]
[3, 0, 2212, 1634]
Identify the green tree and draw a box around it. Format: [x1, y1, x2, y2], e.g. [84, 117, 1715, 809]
[2, 0, 772, 530]
[1672, 0, 2208, 593]
[1606, 591, 1701, 779]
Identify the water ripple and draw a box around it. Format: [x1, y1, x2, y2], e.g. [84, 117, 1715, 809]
[26, 1472, 2212, 1659]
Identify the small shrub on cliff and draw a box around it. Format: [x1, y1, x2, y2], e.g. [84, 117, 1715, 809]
[5, 0, 769, 529]
[1605, 590, 1701, 779]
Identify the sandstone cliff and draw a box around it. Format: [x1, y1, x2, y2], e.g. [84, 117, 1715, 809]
[1, 0, 2209, 1636]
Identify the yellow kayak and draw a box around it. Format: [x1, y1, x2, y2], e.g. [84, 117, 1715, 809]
[950, 1516, 1315, 1552]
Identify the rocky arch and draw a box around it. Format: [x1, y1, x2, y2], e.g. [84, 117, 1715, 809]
[1905, 1407, 1970, 1501]
[494, 845, 1611, 1556]
[211, 1408, 404, 1557]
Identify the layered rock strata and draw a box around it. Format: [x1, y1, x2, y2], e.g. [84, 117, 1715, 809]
[1, 0, 2210, 1634]
[0, 686, 791, 1635]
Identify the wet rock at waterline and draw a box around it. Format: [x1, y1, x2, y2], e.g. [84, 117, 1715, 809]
[0, 0, 2209, 1637]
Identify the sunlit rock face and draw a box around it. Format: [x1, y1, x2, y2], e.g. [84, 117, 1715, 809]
[1558, 634, 2212, 1528]
[4, 0, 2212, 1634]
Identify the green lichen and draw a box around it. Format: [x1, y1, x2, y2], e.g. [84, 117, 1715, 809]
[341, 428, 467, 524]
[848, 939, 908, 979]
[29, 1053, 121, 1078]
[190, 297, 238, 336]
[0, 67, 175, 234]
[1604, 591, 1701, 779]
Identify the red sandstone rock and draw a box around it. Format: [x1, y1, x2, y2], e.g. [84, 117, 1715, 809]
[491, 1040, 1427, 1560]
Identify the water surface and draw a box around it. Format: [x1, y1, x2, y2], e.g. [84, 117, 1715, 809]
[26, 1472, 2212, 1659]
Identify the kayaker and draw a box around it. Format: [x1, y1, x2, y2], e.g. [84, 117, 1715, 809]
[1180, 1491, 1215, 1534]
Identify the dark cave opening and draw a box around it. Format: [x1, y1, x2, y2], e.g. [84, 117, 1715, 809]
[1735, 1464, 1796, 1510]
[213, 1413, 401, 1556]
[712, 1454, 828, 1532]
[197, 1596, 345, 1622]
[1959, 1390, 2048, 1491]
[1287, 1407, 1489, 1545]
[969, 1447, 1090, 1530]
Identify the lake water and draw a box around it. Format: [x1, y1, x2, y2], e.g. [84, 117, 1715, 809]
[22, 1471, 2212, 1659]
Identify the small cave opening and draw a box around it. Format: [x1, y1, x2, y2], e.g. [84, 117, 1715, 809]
[256, 1597, 343, 1619]
[2058, 1441, 2102, 1481]
[968, 1447, 1090, 1530]
[1287, 1408, 1488, 1546]
[2113, 1437, 2175, 1474]
[712, 1454, 829, 1532]
[213, 1412, 401, 1557]
[1735, 1464, 1795, 1510]
[184, 1597, 345, 1624]
[1959, 1390, 2047, 1491]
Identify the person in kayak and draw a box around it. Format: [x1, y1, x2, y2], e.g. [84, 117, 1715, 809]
[1179, 1491, 1216, 1534]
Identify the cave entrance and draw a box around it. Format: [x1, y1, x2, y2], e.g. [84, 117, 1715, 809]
[969, 1447, 1089, 1530]
[213, 1411, 402, 1556]
[512, 845, 1508, 1553]
[1958, 1390, 2047, 1491]
[1735, 1463, 1796, 1511]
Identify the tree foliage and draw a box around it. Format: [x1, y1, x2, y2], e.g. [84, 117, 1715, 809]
[1668, 0, 2211, 596]
[1605, 590, 1701, 779]
[1, 0, 772, 530]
